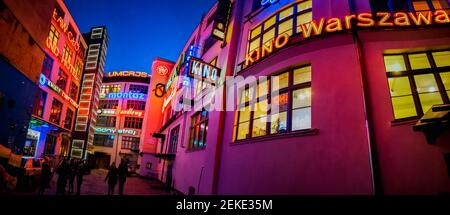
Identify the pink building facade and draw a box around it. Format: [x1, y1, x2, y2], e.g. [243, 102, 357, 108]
[147, 0, 450, 195]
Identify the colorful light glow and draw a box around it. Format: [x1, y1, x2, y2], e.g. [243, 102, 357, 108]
[106, 91, 146, 100]
[245, 10, 450, 67]
[261, 0, 279, 6]
[105, 71, 149, 78]
[39, 74, 79, 108]
[94, 127, 138, 135]
[188, 58, 221, 85]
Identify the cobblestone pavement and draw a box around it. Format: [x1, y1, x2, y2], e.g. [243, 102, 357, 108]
[35, 169, 169, 195]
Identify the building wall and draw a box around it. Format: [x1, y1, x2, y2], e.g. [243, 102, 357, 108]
[360, 28, 450, 194]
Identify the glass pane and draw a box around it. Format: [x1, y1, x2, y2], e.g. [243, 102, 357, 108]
[271, 93, 289, 113]
[384, 55, 406, 72]
[251, 25, 261, 39]
[252, 117, 267, 137]
[270, 112, 287, 134]
[278, 19, 293, 36]
[419, 92, 443, 113]
[294, 66, 312, 84]
[249, 38, 260, 52]
[279, 6, 294, 20]
[293, 88, 312, 109]
[254, 100, 268, 118]
[236, 122, 250, 140]
[432, 51, 450, 67]
[298, 0, 313, 11]
[292, 107, 311, 131]
[262, 28, 275, 45]
[238, 106, 251, 123]
[257, 81, 268, 98]
[440, 72, 450, 90]
[414, 74, 439, 93]
[388, 77, 412, 97]
[239, 87, 254, 104]
[432, 0, 449, 9]
[413, 1, 431, 11]
[391, 96, 417, 119]
[296, 12, 313, 33]
[264, 16, 276, 29]
[409, 53, 431, 70]
[272, 72, 289, 91]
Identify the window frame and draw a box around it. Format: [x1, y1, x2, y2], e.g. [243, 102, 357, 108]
[384, 49, 450, 122]
[188, 110, 209, 151]
[233, 65, 313, 142]
[124, 117, 143, 129]
[247, 1, 313, 55]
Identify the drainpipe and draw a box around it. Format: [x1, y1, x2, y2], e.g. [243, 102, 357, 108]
[348, 0, 384, 195]
[211, 0, 243, 195]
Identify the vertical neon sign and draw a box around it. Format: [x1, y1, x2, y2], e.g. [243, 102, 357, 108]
[261, 0, 279, 6]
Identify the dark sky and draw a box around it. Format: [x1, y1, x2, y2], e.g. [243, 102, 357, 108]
[65, 0, 216, 73]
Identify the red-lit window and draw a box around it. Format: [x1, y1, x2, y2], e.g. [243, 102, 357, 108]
[32, 90, 47, 118]
[64, 108, 74, 129]
[126, 100, 146, 110]
[56, 70, 68, 91]
[121, 136, 140, 151]
[49, 99, 63, 124]
[124, 117, 143, 129]
[69, 82, 79, 100]
[99, 100, 119, 109]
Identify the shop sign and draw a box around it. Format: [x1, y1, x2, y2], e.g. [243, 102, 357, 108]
[188, 58, 221, 85]
[106, 91, 146, 100]
[105, 71, 149, 78]
[39, 74, 79, 108]
[52, 9, 80, 51]
[156, 65, 169, 76]
[212, 0, 232, 41]
[165, 68, 178, 92]
[119, 109, 144, 117]
[245, 10, 450, 67]
[94, 127, 138, 135]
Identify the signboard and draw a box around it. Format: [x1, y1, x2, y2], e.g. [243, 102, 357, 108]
[39, 74, 79, 108]
[97, 109, 144, 117]
[212, 0, 232, 41]
[261, 0, 279, 6]
[245, 10, 450, 67]
[188, 58, 221, 85]
[106, 91, 146, 100]
[94, 127, 138, 136]
[105, 71, 149, 78]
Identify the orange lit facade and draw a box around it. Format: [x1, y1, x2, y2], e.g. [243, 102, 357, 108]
[27, 0, 87, 159]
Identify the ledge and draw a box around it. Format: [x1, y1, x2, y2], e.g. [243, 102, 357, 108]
[231, 128, 319, 145]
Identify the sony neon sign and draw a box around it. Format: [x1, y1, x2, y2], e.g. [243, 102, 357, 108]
[106, 71, 149, 78]
[39, 74, 79, 108]
[94, 127, 138, 135]
[188, 58, 221, 85]
[245, 10, 450, 67]
[106, 91, 146, 100]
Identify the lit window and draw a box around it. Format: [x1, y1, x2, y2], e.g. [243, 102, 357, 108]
[48, 25, 60, 49]
[412, 0, 431, 11]
[440, 72, 450, 98]
[246, 1, 312, 61]
[384, 51, 450, 120]
[432, 51, 450, 67]
[189, 110, 209, 150]
[234, 65, 312, 141]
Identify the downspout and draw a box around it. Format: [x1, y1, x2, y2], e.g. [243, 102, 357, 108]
[348, 0, 384, 195]
[212, 0, 243, 195]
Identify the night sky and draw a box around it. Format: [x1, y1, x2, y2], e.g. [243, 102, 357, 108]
[65, 0, 216, 74]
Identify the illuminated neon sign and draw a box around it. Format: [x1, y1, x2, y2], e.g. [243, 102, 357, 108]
[94, 127, 138, 135]
[188, 58, 221, 85]
[52, 9, 80, 51]
[97, 109, 144, 117]
[105, 71, 149, 78]
[245, 10, 450, 67]
[106, 92, 146, 100]
[261, 0, 279, 6]
[39, 74, 79, 108]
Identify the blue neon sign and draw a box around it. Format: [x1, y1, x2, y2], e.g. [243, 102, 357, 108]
[261, 0, 279, 6]
[106, 91, 146, 100]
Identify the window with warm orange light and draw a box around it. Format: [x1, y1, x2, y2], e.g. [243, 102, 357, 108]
[48, 25, 60, 49]
[233, 65, 312, 141]
[247, 0, 312, 55]
[384, 50, 450, 120]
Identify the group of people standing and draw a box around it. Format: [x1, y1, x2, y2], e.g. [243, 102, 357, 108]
[105, 159, 128, 195]
[53, 158, 87, 195]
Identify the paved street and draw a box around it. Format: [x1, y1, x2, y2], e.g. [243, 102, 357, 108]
[39, 169, 169, 195]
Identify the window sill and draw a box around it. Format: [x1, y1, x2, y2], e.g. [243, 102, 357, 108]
[390, 117, 420, 127]
[231, 128, 319, 145]
[185, 148, 207, 153]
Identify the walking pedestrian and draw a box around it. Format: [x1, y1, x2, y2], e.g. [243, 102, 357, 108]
[38, 158, 51, 195]
[105, 162, 118, 195]
[68, 159, 77, 194]
[76, 160, 86, 195]
[118, 159, 128, 195]
[56, 159, 69, 195]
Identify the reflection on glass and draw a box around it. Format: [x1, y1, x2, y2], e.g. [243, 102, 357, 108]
[270, 112, 287, 134]
[292, 107, 311, 131]
[409, 53, 431, 70]
[384, 55, 406, 72]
